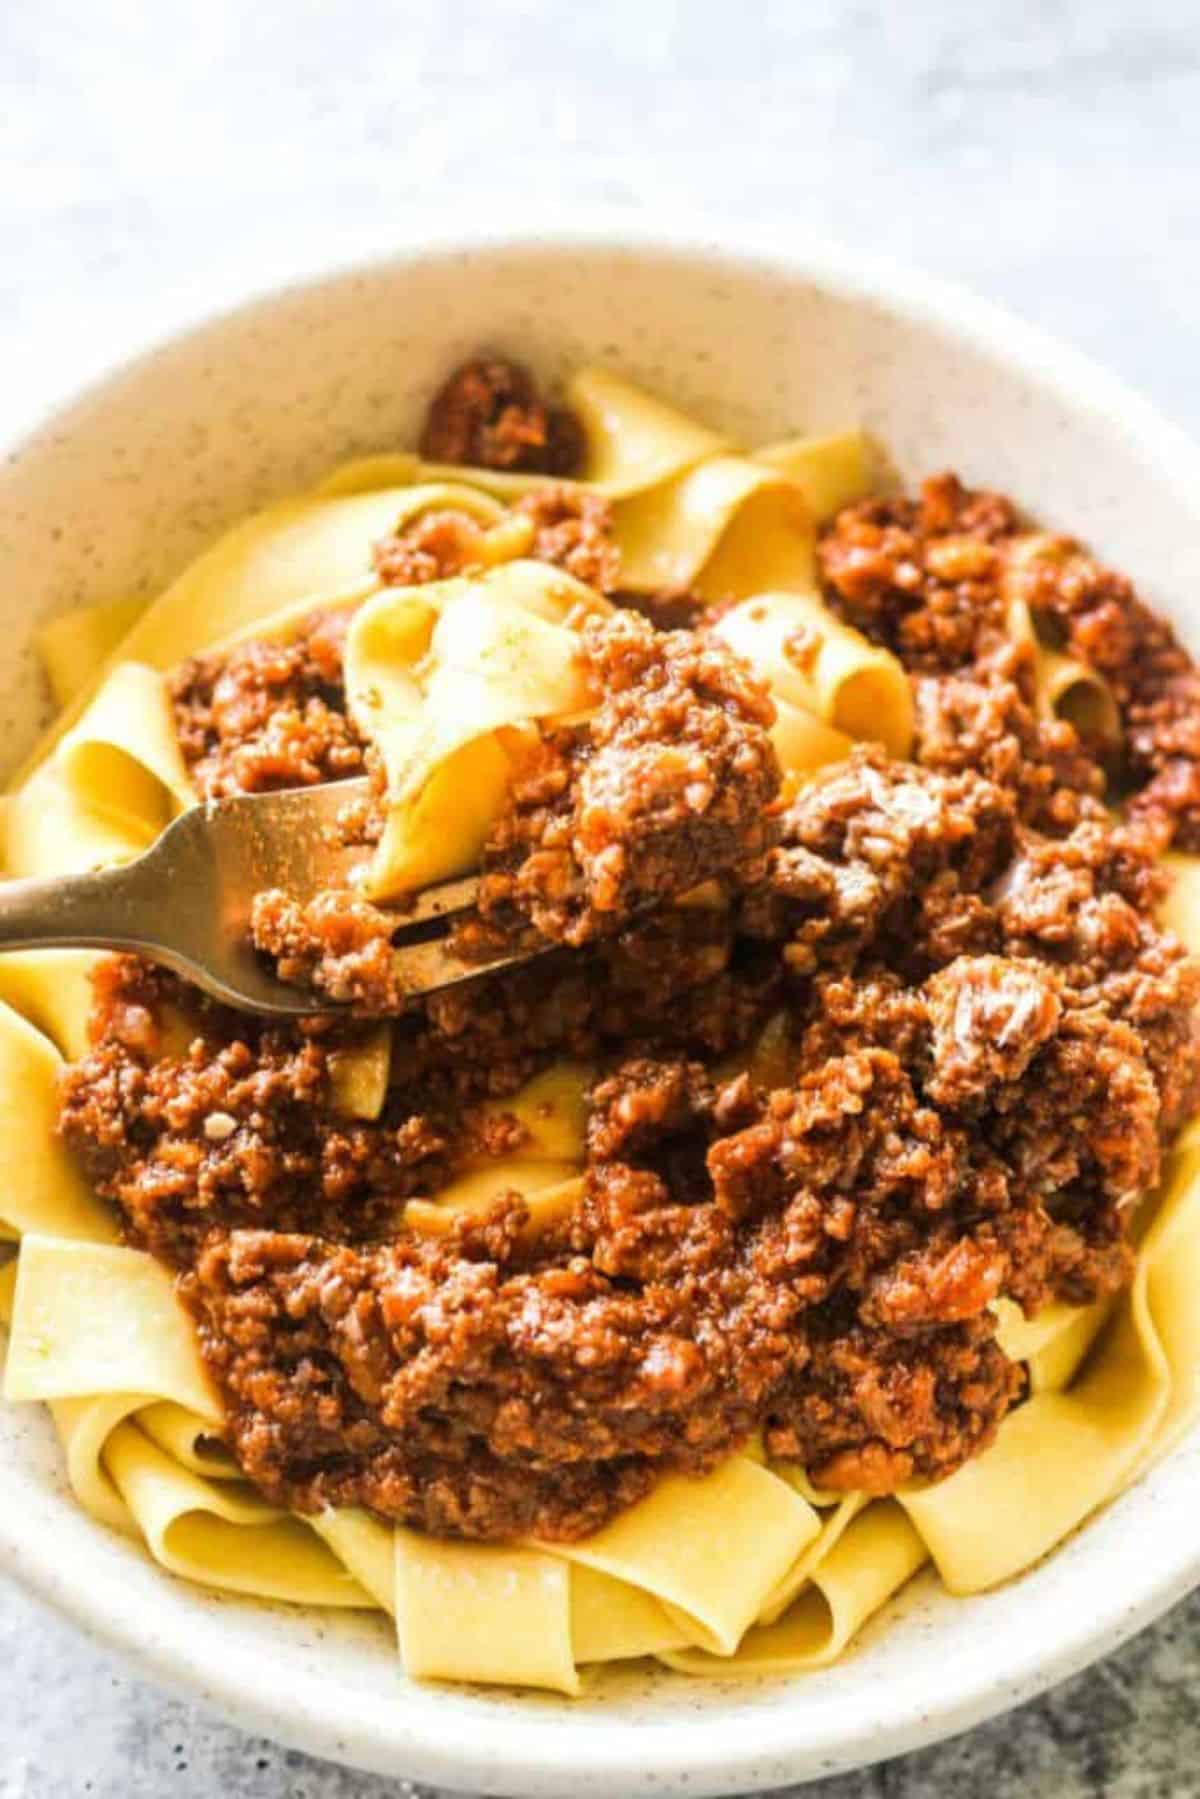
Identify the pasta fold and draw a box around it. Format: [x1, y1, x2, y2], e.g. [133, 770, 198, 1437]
[12, 483, 504, 787]
[103, 1421, 372, 1608]
[565, 365, 730, 495]
[753, 429, 876, 522]
[712, 591, 914, 759]
[7, 660, 195, 879]
[0, 951, 104, 1062]
[470, 1061, 592, 1162]
[611, 457, 816, 598]
[324, 367, 727, 504]
[1007, 595, 1121, 749]
[344, 559, 605, 895]
[37, 596, 147, 708]
[3, 1234, 372, 1605]
[4, 1236, 219, 1416]
[0, 1008, 115, 1243]
[543, 1457, 818, 1656]
[661, 1502, 927, 1676]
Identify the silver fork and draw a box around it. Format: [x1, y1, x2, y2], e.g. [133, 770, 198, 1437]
[0, 778, 532, 1016]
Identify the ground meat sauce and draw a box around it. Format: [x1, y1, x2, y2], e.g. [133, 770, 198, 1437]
[419, 356, 585, 476]
[59, 447, 1200, 1544]
[817, 473, 1019, 675]
[372, 487, 620, 595]
[515, 487, 621, 594]
[241, 606, 781, 996]
[372, 507, 496, 588]
[819, 471, 1200, 847]
[170, 610, 365, 800]
[461, 610, 781, 953]
[248, 889, 406, 1011]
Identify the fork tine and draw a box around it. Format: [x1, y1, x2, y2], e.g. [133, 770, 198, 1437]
[390, 930, 554, 996]
[392, 873, 481, 933]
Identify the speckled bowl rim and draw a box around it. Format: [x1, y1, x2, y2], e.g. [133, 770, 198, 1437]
[3, 218, 1200, 1795]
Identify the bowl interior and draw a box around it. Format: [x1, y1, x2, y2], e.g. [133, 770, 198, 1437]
[1, 236, 1198, 1797]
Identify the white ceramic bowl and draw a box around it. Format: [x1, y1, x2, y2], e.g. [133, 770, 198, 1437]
[3, 226, 1200, 1796]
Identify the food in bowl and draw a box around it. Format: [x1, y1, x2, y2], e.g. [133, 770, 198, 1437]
[2, 354, 1198, 1696]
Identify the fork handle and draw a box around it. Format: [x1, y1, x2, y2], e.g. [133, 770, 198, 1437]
[0, 859, 157, 954]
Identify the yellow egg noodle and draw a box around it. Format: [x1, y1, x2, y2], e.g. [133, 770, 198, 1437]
[0, 366, 1197, 1694]
[1006, 587, 1122, 752]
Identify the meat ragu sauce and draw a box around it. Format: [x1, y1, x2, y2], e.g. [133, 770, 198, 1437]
[58, 360, 1200, 1543]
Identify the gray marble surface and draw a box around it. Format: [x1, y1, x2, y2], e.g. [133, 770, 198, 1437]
[3, 2, 1200, 1793]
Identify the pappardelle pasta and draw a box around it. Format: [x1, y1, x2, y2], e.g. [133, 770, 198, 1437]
[2, 354, 1199, 1696]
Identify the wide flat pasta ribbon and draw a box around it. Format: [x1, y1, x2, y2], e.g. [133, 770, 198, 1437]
[566, 366, 731, 495]
[37, 596, 147, 708]
[3, 1230, 216, 1534]
[58, 660, 195, 811]
[42, 1391, 237, 1540]
[4, 1236, 220, 1416]
[310, 1507, 397, 1614]
[609, 418, 875, 598]
[402, 1062, 591, 1238]
[48, 1394, 152, 1532]
[753, 430, 876, 523]
[327, 1024, 393, 1121]
[43, 1396, 239, 1540]
[345, 559, 604, 896]
[542, 1456, 818, 1656]
[1006, 595, 1120, 749]
[1127, 1145, 1200, 1472]
[103, 1421, 371, 1608]
[470, 1061, 592, 1163]
[1036, 648, 1121, 750]
[322, 451, 581, 506]
[713, 590, 913, 760]
[756, 1484, 870, 1625]
[106, 484, 502, 674]
[7, 660, 195, 879]
[994, 1295, 1112, 1395]
[661, 1501, 928, 1677]
[5, 762, 154, 879]
[0, 1006, 115, 1243]
[567, 1564, 691, 1665]
[611, 457, 817, 598]
[1160, 852, 1200, 955]
[0, 951, 104, 1062]
[392, 1535, 690, 1694]
[395, 1532, 580, 1693]
[3, 1235, 374, 1606]
[771, 705, 855, 784]
[12, 483, 504, 789]
[136, 1400, 240, 1479]
[403, 1165, 583, 1239]
[389, 1458, 814, 1694]
[321, 375, 872, 608]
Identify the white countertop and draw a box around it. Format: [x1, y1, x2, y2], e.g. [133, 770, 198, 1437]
[3, 2, 1200, 1793]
